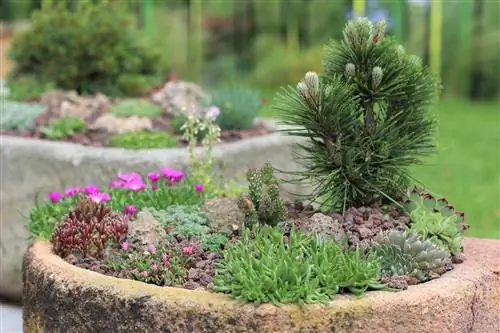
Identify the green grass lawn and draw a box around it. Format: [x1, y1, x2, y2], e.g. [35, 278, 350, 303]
[259, 96, 500, 239]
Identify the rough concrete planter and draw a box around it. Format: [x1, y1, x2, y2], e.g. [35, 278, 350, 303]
[23, 238, 500, 333]
[1, 123, 306, 302]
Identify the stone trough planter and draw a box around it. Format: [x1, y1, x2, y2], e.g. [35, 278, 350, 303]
[22, 237, 500, 333]
[1, 122, 306, 302]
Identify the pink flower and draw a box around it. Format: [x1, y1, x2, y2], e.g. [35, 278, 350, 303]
[160, 167, 185, 183]
[151, 184, 158, 191]
[117, 172, 142, 183]
[182, 246, 194, 255]
[147, 244, 157, 254]
[88, 192, 110, 204]
[48, 191, 62, 203]
[121, 242, 129, 251]
[147, 172, 160, 183]
[109, 180, 126, 188]
[84, 185, 100, 195]
[142, 271, 149, 278]
[64, 187, 80, 197]
[195, 183, 204, 192]
[123, 205, 137, 216]
[206, 105, 220, 119]
[162, 253, 169, 264]
[123, 181, 146, 192]
[150, 263, 158, 273]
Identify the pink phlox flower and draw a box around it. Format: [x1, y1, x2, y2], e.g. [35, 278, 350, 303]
[147, 244, 157, 254]
[147, 172, 160, 183]
[48, 191, 62, 203]
[88, 192, 110, 204]
[195, 183, 204, 192]
[123, 205, 137, 217]
[64, 187, 80, 197]
[160, 167, 185, 183]
[121, 242, 129, 251]
[182, 246, 195, 255]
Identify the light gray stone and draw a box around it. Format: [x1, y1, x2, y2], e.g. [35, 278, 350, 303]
[127, 210, 167, 250]
[0, 119, 311, 301]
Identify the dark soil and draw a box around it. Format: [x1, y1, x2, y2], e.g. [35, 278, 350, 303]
[0, 101, 273, 148]
[61, 200, 414, 291]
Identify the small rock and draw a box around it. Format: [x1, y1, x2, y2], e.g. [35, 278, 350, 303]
[127, 210, 167, 250]
[188, 268, 202, 280]
[90, 114, 153, 134]
[150, 80, 211, 117]
[40, 90, 110, 119]
[201, 197, 245, 232]
[301, 213, 346, 243]
[357, 226, 373, 239]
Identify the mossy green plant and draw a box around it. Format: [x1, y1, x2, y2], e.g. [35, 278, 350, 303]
[108, 99, 164, 118]
[212, 226, 387, 305]
[108, 131, 178, 150]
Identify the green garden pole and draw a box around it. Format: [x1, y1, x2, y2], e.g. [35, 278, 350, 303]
[457, 0, 472, 97]
[141, 0, 155, 39]
[429, 0, 443, 75]
[389, 0, 404, 42]
[352, 0, 366, 17]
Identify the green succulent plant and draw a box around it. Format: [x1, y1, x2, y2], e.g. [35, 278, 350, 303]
[369, 244, 425, 281]
[374, 230, 450, 278]
[0, 100, 46, 131]
[237, 163, 287, 228]
[40, 116, 87, 140]
[108, 131, 178, 150]
[210, 86, 262, 130]
[108, 99, 164, 118]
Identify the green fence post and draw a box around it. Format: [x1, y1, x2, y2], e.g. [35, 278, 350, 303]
[141, 0, 155, 39]
[389, 0, 404, 42]
[429, 0, 443, 75]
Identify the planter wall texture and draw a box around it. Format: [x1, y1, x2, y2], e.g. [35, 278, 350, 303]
[22, 238, 500, 333]
[1, 121, 308, 302]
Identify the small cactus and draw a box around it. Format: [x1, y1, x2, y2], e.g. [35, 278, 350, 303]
[237, 163, 287, 228]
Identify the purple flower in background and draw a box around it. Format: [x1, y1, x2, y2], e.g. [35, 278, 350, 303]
[205, 105, 220, 120]
[110, 172, 146, 191]
[195, 183, 204, 193]
[48, 192, 62, 203]
[88, 192, 110, 204]
[64, 187, 80, 197]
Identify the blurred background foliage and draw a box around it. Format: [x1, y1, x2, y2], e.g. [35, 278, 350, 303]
[0, 0, 498, 237]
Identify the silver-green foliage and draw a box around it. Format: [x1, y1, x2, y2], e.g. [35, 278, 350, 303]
[374, 230, 450, 279]
[212, 226, 387, 305]
[0, 100, 46, 131]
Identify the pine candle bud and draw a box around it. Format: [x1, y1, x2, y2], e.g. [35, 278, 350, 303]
[372, 66, 383, 89]
[304, 71, 319, 94]
[345, 63, 356, 78]
[371, 20, 387, 44]
[396, 45, 406, 56]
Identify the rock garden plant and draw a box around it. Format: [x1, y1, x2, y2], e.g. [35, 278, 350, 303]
[26, 18, 470, 306]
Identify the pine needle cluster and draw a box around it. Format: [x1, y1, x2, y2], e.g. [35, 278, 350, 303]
[274, 18, 441, 210]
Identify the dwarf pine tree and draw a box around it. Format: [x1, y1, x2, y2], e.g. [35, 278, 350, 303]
[274, 18, 441, 210]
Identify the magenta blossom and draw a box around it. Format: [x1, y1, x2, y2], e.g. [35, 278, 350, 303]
[88, 192, 110, 204]
[123, 181, 146, 192]
[123, 205, 137, 216]
[64, 187, 80, 197]
[147, 172, 160, 183]
[84, 185, 100, 195]
[160, 167, 185, 183]
[195, 183, 204, 192]
[48, 191, 62, 203]
[162, 253, 169, 265]
[117, 172, 142, 183]
[121, 242, 129, 251]
[151, 184, 158, 191]
[109, 179, 126, 188]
